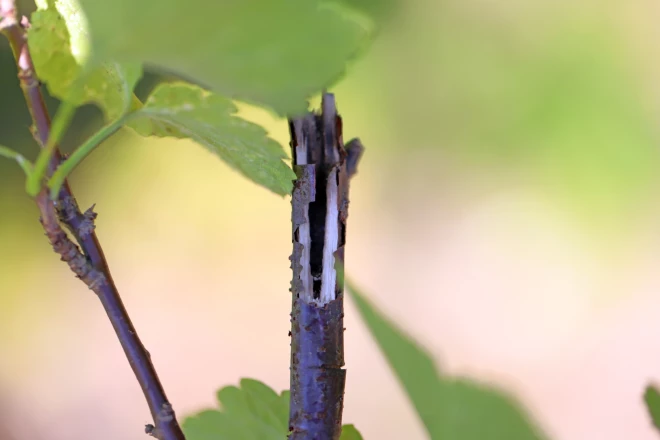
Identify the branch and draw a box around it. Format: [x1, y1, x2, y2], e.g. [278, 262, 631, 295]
[0, 2, 186, 439]
[287, 93, 364, 439]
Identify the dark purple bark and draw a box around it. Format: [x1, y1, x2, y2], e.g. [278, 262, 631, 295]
[288, 94, 364, 439]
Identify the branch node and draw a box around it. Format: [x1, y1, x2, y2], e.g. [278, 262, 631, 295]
[79, 204, 98, 239]
[158, 402, 175, 423]
[0, 16, 16, 33]
[4, 0, 186, 435]
[17, 67, 38, 89]
[55, 195, 79, 224]
[86, 270, 107, 292]
[345, 138, 364, 179]
[29, 124, 38, 143]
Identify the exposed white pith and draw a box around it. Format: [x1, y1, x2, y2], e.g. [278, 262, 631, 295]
[320, 168, 339, 304]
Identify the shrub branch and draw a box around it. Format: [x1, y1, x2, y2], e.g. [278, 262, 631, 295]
[0, 2, 185, 439]
[288, 93, 364, 439]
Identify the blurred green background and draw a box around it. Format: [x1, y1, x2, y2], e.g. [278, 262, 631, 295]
[4, 0, 660, 438]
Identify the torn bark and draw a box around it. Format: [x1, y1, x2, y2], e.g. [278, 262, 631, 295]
[288, 94, 364, 439]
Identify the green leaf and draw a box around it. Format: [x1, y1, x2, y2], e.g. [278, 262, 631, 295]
[644, 385, 660, 432]
[0, 145, 33, 177]
[346, 277, 546, 439]
[34, 0, 90, 62]
[28, 0, 141, 120]
[334, 0, 399, 21]
[129, 82, 295, 195]
[183, 379, 288, 440]
[339, 424, 363, 440]
[183, 379, 360, 440]
[76, 0, 371, 115]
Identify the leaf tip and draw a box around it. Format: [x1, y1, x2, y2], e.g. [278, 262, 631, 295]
[644, 383, 660, 430]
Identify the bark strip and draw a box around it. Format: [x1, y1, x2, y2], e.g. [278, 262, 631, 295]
[0, 2, 185, 439]
[288, 94, 364, 439]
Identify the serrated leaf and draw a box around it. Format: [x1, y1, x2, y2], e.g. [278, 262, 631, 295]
[130, 82, 295, 195]
[239, 379, 288, 432]
[28, 0, 141, 120]
[34, 0, 90, 62]
[184, 410, 243, 439]
[184, 380, 287, 440]
[77, 0, 371, 115]
[346, 277, 546, 439]
[183, 379, 359, 440]
[644, 385, 660, 433]
[339, 424, 363, 440]
[185, 381, 285, 440]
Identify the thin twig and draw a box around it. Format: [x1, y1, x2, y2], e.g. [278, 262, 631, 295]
[287, 93, 364, 439]
[0, 2, 185, 439]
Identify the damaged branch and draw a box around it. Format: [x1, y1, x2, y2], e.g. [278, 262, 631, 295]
[0, 2, 185, 439]
[288, 93, 364, 439]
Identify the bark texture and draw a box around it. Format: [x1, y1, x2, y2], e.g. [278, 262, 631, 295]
[288, 94, 364, 439]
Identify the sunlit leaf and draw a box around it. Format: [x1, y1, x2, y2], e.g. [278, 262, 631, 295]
[130, 82, 295, 195]
[28, 0, 141, 120]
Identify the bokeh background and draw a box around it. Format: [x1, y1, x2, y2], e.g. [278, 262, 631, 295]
[3, 0, 660, 438]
